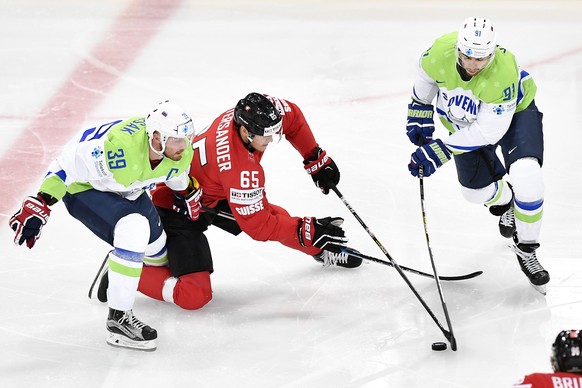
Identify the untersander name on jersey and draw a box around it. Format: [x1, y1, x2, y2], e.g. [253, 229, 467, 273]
[216, 110, 234, 172]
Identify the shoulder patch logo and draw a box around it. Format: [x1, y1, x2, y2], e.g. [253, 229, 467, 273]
[91, 147, 103, 159]
[493, 105, 505, 115]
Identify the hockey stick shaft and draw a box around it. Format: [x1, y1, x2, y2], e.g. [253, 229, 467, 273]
[204, 203, 478, 281]
[205, 203, 477, 281]
[419, 167, 457, 350]
[202, 205, 236, 221]
[329, 184, 453, 341]
[344, 248, 482, 281]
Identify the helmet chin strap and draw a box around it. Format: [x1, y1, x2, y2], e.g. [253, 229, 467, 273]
[149, 135, 167, 158]
[245, 134, 257, 152]
[238, 125, 256, 152]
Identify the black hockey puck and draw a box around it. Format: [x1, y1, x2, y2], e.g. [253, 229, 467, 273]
[432, 342, 447, 351]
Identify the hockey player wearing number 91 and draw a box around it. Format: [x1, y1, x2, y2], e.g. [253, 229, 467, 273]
[8, 100, 202, 351]
[90, 92, 363, 312]
[405, 17, 549, 293]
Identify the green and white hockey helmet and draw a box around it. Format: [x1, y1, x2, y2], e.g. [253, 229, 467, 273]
[145, 100, 194, 155]
[456, 17, 496, 59]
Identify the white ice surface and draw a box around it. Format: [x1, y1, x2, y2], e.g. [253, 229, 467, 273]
[1, 1, 581, 387]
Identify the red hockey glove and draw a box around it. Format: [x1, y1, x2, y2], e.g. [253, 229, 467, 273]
[303, 147, 340, 195]
[9, 195, 51, 249]
[173, 177, 203, 221]
[298, 216, 348, 249]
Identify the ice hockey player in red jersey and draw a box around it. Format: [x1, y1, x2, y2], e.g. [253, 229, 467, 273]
[91, 92, 362, 310]
[513, 330, 582, 388]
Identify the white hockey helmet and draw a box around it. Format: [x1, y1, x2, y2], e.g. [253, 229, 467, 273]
[145, 100, 194, 156]
[456, 17, 496, 66]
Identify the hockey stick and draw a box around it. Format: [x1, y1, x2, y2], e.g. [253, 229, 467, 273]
[341, 247, 481, 281]
[328, 183, 456, 348]
[419, 166, 457, 351]
[88, 252, 109, 300]
[203, 205, 480, 281]
[201, 205, 236, 221]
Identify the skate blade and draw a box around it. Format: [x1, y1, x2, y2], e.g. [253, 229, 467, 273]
[530, 283, 547, 296]
[106, 332, 157, 351]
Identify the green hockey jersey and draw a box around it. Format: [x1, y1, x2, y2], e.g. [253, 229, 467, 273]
[412, 32, 537, 154]
[39, 117, 193, 201]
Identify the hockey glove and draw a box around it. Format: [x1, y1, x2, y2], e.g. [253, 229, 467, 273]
[298, 216, 348, 249]
[408, 139, 452, 178]
[406, 101, 435, 145]
[9, 195, 51, 249]
[303, 147, 340, 195]
[173, 177, 203, 221]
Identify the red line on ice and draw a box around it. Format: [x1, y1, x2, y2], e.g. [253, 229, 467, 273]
[1, 0, 183, 218]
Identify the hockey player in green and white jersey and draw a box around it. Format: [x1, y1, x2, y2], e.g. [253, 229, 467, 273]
[8, 101, 202, 350]
[406, 17, 548, 294]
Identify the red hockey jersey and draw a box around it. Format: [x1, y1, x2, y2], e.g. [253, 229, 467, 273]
[513, 372, 582, 388]
[152, 95, 321, 254]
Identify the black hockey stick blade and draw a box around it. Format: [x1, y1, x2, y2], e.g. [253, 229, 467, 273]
[88, 253, 109, 299]
[447, 332, 458, 351]
[342, 247, 482, 281]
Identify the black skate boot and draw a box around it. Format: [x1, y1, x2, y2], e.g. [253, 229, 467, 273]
[511, 235, 549, 295]
[489, 187, 516, 238]
[313, 245, 363, 268]
[106, 308, 157, 351]
[88, 252, 109, 303]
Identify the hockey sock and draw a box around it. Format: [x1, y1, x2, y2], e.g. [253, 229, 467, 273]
[138, 267, 212, 310]
[138, 266, 172, 301]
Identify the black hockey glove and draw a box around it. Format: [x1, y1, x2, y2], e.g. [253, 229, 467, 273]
[303, 147, 340, 195]
[298, 216, 348, 249]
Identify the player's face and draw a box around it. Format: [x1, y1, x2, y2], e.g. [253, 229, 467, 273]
[163, 136, 189, 161]
[249, 134, 273, 152]
[459, 53, 491, 76]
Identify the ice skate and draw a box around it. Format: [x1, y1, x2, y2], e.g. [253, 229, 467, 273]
[489, 189, 516, 239]
[511, 235, 549, 295]
[313, 245, 363, 268]
[497, 202, 516, 238]
[106, 308, 157, 351]
[88, 252, 109, 303]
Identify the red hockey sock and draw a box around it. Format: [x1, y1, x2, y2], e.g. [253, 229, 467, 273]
[138, 266, 212, 310]
[138, 266, 172, 301]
